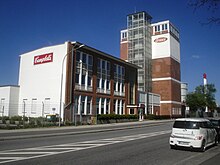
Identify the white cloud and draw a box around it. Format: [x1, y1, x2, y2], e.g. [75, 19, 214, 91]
[191, 55, 200, 59]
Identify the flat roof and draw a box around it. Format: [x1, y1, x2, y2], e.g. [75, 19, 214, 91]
[127, 11, 152, 20]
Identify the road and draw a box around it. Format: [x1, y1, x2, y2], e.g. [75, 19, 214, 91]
[0, 120, 220, 165]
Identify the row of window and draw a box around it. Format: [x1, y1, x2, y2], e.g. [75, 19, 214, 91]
[22, 98, 53, 115]
[74, 95, 125, 115]
[75, 52, 126, 95]
[154, 23, 168, 32]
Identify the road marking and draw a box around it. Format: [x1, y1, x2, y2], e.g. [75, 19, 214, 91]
[0, 157, 25, 160]
[0, 130, 171, 164]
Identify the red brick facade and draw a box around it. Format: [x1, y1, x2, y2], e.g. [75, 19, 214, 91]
[120, 42, 128, 61]
[152, 57, 181, 116]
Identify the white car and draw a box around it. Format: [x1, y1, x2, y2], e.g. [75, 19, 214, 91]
[169, 118, 218, 151]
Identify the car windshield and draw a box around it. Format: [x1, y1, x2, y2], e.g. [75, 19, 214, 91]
[173, 121, 200, 129]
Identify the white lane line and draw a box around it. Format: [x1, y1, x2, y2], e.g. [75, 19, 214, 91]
[0, 152, 55, 155]
[30, 148, 77, 150]
[0, 157, 25, 160]
[0, 130, 170, 164]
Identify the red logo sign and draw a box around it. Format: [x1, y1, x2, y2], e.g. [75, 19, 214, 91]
[34, 53, 53, 65]
[154, 37, 167, 43]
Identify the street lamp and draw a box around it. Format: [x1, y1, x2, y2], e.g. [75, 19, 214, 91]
[59, 43, 84, 127]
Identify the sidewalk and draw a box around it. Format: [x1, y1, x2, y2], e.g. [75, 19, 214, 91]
[0, 120, 173, 141]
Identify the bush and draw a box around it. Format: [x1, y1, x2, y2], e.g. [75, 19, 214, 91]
[145, 114, 170, 120]
[97, 114, 138, 122]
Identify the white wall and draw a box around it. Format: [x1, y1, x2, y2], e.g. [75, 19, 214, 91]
[152, 22, 180, 63]
[152, 33, 170, 59]
[152, 33, 180, 62]
[0, 86, 19, 117]
[18, 42, 68, 118]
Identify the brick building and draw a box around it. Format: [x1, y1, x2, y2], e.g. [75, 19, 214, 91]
[120, 12, 181, 116]
[14, 41, 139, 122]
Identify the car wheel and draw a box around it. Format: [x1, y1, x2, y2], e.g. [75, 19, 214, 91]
[200, 140, 206, 152]
[170, 145, 175, 149]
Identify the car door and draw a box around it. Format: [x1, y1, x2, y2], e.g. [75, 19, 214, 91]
[207, 121, 216, 144]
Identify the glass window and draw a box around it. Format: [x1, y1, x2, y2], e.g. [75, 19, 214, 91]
[157, 25, 160, 31]
[130, 109, 134, 114]
[81, 75, 85, 85]
[165, 24, 168, 30]
[122, 67, 125, 75]
[173, 121, 200, 129]
[97, 59, 101, 69]
[31, 99, 37, 114]
[87, 96, 92, 114]
[81, 96, 85, 114]
[106, 80, 110, 90]
[88, 55, 93, 66]
[102, 79, 105, 89]
[76, 51, 81, 62]
[107, 62, 110, 71]
[88, 76, 92, 86]
[82, 53, 87, 63]
[118, 66, 121, 75]
[114, 64, 117, 73]
[102, 60, 105, 69]
[75, 74, 79, 84]
[162, 24, 165, 30]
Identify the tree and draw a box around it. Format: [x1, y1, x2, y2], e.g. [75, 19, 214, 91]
[186, 83, 217, 112]
[188, 0, 220, 25]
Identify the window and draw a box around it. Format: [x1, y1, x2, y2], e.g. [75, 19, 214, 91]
[102, 60, 105, 69]
[76, 51, 81, 61]
[31, 99, 37, 114]
[0, 98, 5, 116]
[75, 74, 79, 84]
[44, 98, 50, 114]
[87, 96, 92, 115]
[88, 76, 92, 86]
[97, 59, 101, 69]
[88, 55, 93, 66]
[107, 62, 110, 71]
[162, 24, 168, 31]
[81, 75, 85, 85]
[81, 96, 85, 114]
[155, 25, 160, 32]
[173, 121, 200, 129]
[165, 24, 168, 30]
[122, 32, 127, 39]
[130, 108, 134, 114]
[82, 53, 87, 63]
[122, 67, 125, 75]
[162, 24, 165, 30]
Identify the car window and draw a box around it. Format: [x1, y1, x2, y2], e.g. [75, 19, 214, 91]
[201, 121, 213, 128]
[210, 120, 219, 126]
[173, 121, 185, 128]
[173, 121, 200, 129]
[186, 121, 200, 129]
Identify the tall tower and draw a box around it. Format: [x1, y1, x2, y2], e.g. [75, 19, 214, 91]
[151, 21, 181, 116]
[120, 11, 152, 92]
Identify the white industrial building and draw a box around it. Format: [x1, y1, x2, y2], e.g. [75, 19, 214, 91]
[0, 85, 19, 117]
[17, 42, 69, 118]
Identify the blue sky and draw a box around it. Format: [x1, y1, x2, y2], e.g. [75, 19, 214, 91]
[0, 0, 220, 104]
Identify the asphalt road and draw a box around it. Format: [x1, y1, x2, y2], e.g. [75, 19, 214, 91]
[0, 121, 220, 165]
